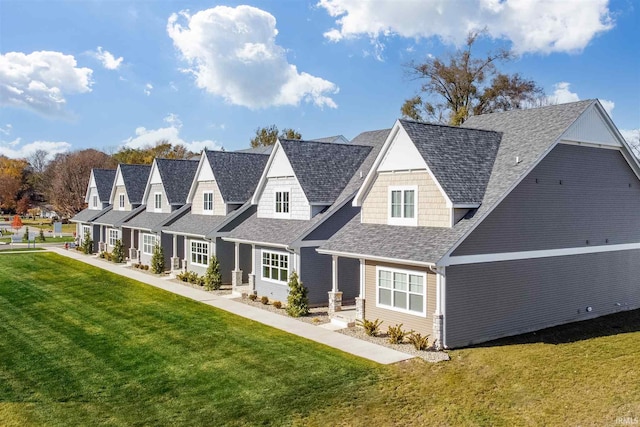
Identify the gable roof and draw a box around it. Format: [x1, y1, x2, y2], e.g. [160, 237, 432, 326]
[278, 139, 372, 205]
[204, 151, 269, 203]
[310, 135, 349, 144]
[320, 100, 597, 265]
[155, 158, 199, 205]
[236, 145, 274, 155]
[92, 169, 116, 203]
[119, 164, 151, 205]
[399, 119, 501, 205]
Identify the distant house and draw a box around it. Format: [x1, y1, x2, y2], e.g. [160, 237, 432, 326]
[121, 158, 198, 268]
[319, 100, 640, 348]
[91, 164, 151, 255]
[70, 168, 116, 252]
[223, 131, 386, 307]
[160, 150, 269, 282]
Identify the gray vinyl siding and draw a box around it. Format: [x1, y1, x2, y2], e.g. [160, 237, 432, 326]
[337, 257, 360, 304]
[239, 243, 252, 283]
[453, 144, 640, 256]
[254, 245, 290, 303]
[445, 250, 640, 348]
[300, 247, 333, 306]
[303, 201, 360, 241]
[216, 238, 235, 284]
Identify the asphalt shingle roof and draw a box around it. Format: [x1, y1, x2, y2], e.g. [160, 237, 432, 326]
[93, 169, 116, 203]
[236, 145, 274, 155]
[93, 209, 140, 227]
[155, 159, 199, 205]
[123, 211, 172, 231]
[71, 207, 110, 223]
[400, 120, 501, 205]
[320, 100, 595, 264]
[226, 129, 390, 247]
[163, 209, 229, 237]
[120, 164, 151, 205]
[205, 150, 269, 203]
[279, 139, 372, 204]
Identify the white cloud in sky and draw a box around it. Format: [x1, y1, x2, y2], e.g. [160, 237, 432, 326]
[318, 0, 613, 55]
[620, 128, 640, 146]
[122, 113, 221, 153]
[144, 83, 153, 96]
[0, 124, 12, 136]
[93, 47, 123, 70]
[167, 5, 338, 109]
[0, 138, 71, 160]
[0, 51, 93, 116]
[549, 82, 615, 117]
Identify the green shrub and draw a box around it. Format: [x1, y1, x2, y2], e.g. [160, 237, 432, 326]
[22, 226, 29, 242]
[176, 271, 189, 282]
[111, 239, 125, 263]
[272, 300, 282, 309]
[81, 232, 93, 255]
[151, 243, 165, 274]
[143, 264, 149, 271]
[407, 332, 430, 351]
[261, 296, 269, 305]
[204, 255, 222, 291]
[37, 228, 46, 242]
[286, 271, 309, 317]
[357, 318, 383, 337]
[248, 294, 257, 301]
[99, 251, 106, 259]
[387, 324, 408, 344]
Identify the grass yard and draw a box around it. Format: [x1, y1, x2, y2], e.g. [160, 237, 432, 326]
[1, 252, 639, 426]
[0, 236, 74, 244]
[0, 247, 45, 252]
[19, 219, 76, 234]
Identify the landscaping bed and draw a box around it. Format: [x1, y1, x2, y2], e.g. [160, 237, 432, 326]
[234, 294, 331, 325]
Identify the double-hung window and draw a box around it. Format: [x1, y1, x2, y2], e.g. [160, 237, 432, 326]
[142, 234, 156, 255]
[203, 192, 214, 213]
[377, 267, 425, 315]
[108, 229, 120, 247]
[388, 186, 417, 225]
[275, 191, 290, 215]
[83, 226, 91, 239]
[119, 194, 125, 209]
[261, 250, 289, 283]
[190, 241, 209, 266]
[154, 193, 162, 212]
[92, 195, 98, 208]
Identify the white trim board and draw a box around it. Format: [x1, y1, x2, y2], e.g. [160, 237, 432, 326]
[444, 242, 640, 266]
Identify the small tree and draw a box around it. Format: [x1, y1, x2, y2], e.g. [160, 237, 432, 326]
[11, 215, 23, 230]
[151, 243, 165, 274]
[286, 271, 309, 317]
[81, 232, 93, 254]
[37, 228, 46, 242]
[204, 254, 222, 291]
[111, 239, 125, 263]
[22, 226, 30, 242]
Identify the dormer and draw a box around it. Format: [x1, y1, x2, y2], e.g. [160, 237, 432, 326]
[354, 119, 501, 228]
[141, 158, 199, 213]
[85, 169, 116, 210]
[251, 139, 371, 221]
[108, 164, 151, 212]
[187, 150, 269, 216]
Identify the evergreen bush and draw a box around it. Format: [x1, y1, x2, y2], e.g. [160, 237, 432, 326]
[22, 226, 30, 242]
[204, 255, 222, 291]
[286, 272, 309, 317]
[37, 228, 46, 242]
[112, 239, 125, 263]
[151, 243, 165, 274]
[81, 232, 93, 254]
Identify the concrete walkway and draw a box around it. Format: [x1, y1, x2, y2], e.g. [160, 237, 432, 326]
[47, 247, 414, 365]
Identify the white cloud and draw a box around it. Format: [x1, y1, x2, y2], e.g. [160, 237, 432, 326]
[167, 5, 338, 109]
[122, 113, 221, 153]
[549, 82, 614, 117]
[318, 0, 613, 55]
[93, 47, 123, 70]
[0, 51, 93, 116]
[0, 138, 71, 160]
[0, 124, 12, 136]
[144, 83, 153, 96]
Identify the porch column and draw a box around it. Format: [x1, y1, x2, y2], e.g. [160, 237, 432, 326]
[170, 234, 180, 271]
[99, 226, 105, 253]
[328, 255, 342, 314]
[248, 244, 256, 291]
[355, 258, 365, 321]
[433, 267, 445, 350]
[128, 229, 138, 262]
[231, 241, 243, 291]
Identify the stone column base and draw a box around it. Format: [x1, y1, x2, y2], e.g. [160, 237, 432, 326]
[355, 297, 365, 321]
[98, 242, 106, 253]
[433, 314, 444, 350]
[129, 248, 139, 263]
[328, 291, 343, 314]
[248, 274, 255, 291]
[170, 257, 181, 271]
[231, 270, 243, 291]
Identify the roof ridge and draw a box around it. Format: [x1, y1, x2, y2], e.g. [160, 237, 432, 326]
[464, 99, 596, 121]
[206, 149, 269, 157]
[279, 138, 369, 148]
[399, 118, 501, 134]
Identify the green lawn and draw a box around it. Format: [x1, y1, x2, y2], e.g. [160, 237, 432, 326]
[1, 252, 639, 426]
[0, 236, 74, 244]
[0, 247, 45, 252]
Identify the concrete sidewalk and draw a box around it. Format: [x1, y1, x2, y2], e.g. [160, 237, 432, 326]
[47, 247, 414, 365]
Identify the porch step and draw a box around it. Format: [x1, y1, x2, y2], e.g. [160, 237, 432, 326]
[330, 310, 356, 328]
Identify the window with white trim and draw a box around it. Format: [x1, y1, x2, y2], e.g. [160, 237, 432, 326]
[92, 195, 98, 208]
[388, 186, 417, 225]
[142, 233, 156, 255]
[376, 267, 425, 315]
[119, 194, 125, 209]
[275, 191, 290, 214]
[83, 226, 91, 239]
[108, 229, 120, 247]
[154, 193, 162, 211]
[203, 192, 214, 213]
[190, 241, 209, 266]
[261, 250, 289, 283]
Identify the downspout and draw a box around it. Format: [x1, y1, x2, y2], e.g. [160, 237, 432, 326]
[429, 265, 446, 350]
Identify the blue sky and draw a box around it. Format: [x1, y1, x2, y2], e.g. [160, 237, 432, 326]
[1, 0, 639, 158]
